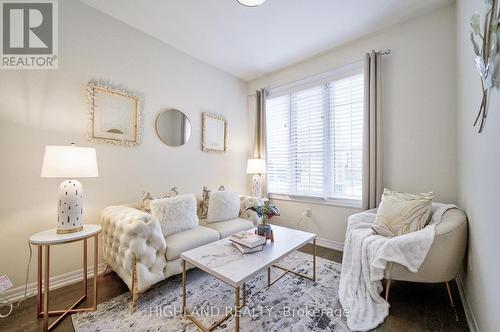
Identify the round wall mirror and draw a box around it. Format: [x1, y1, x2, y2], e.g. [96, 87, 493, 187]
[155, 109, 191, 147]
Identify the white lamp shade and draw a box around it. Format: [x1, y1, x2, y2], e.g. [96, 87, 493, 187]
[41, 145, 98, 178]
[237, 0, 266, 7]
[247, 158, 267, 174]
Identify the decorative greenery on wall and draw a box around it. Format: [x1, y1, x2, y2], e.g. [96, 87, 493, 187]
[470, 0, 499, 133]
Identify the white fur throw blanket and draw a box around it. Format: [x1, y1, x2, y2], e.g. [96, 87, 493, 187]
[338, 203, 456, 331]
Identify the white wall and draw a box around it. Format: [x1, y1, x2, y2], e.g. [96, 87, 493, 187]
[456, 0, 500, 330]
[248, 5, 457, 245]
[0, 0, 248, 287]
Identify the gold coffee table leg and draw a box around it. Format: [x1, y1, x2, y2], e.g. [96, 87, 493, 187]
[183, 262, 245, 332]
[182, 260, 186, 314]
[242, 283, 246, 307]
[313, 238, 316, 281]
[235, 286, 240, 332]
[268, 238, 317, 285]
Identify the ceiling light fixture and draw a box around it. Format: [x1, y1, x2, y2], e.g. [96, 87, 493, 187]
[237, 0, 266, 7]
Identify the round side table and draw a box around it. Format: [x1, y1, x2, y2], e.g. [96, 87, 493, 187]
[30, 224, 101, 332]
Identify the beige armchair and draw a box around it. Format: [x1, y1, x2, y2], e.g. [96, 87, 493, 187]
[384, 208, 468, 306]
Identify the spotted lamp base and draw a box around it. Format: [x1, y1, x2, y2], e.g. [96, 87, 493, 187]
[57, 179, 84, 234]
[252, 174, 263, 198]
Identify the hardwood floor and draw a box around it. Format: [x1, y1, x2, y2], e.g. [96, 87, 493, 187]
[0, 245, 469, 332]
[300, 244, 469, 332]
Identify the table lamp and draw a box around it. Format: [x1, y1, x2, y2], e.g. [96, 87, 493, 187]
[247, 158, 266, 198]
[41, 144, 98, 234]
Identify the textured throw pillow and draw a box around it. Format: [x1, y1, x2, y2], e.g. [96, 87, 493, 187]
[198, 185, 225, 219]
[372, 188, 434, 237]
[207, 191, 240, 223]
[149, 194, 199, 237]
[142, 187, 178, 213]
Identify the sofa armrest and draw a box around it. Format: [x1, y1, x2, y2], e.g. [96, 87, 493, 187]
[101, 206, 166, 292]
[386, 208, 468, 283]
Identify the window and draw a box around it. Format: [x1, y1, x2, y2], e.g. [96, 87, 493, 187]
[265, 64, 364, 205]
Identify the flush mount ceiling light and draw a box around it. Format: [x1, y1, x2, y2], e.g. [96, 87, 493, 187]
[237, 0, 266, 7]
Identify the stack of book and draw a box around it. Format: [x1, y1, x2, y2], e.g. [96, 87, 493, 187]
[230, 231, 266, 254]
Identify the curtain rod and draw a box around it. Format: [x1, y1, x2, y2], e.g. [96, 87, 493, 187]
[248, 49, 391, 97]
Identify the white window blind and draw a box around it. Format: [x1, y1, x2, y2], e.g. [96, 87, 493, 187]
[265, 64, 364, 203]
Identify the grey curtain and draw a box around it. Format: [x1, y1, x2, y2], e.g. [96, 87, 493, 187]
[362, 51, 383, 210]
[254, 89, 267, 196]
[254, 89, 266, 159]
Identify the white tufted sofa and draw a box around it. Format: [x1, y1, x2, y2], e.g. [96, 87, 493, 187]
[100, 195, 262, 311]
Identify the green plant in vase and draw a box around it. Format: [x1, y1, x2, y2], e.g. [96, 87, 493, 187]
[246, 201, 280, 240]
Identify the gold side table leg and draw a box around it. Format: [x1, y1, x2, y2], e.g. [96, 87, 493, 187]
[32, 230, 101, 331]
[93, 235, 98, 309]
[43, 245, 50, 332]
[37, 245, 42, 317]
[83, 239, 88, 300]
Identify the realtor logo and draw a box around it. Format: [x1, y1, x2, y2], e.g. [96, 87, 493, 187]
[1, 0, 58, 69]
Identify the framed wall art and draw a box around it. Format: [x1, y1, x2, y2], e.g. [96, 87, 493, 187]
[201, 112, 227, 152]
[87, 82, 142, 146]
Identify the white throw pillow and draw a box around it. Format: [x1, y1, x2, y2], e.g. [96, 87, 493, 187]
[372, 188, 434, 237]
[207, 191, 240, 223]
[149, 194, 199, 237]
[198, 185, 225, 219]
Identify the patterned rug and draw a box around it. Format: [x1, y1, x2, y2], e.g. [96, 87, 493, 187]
[72, 251, 349, 331]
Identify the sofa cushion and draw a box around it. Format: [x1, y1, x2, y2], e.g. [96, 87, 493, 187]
[165, 226, 220, 261]
[200, 218, 254, 238]
[150, 194, 199, 237]
[207, 191, 240, 223]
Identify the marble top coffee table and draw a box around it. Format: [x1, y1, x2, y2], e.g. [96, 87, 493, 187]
[180, 224, 316, 332]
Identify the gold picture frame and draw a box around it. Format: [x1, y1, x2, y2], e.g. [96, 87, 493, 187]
[87, 82, 142, 146]
[201, 112, 227, 152]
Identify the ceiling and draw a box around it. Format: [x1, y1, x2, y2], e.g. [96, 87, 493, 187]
[81, 0, 454, 81]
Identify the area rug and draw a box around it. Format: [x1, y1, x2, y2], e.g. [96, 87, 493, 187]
[72, 251, 349, 331]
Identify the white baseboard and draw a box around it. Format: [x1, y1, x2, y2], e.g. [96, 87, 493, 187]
[1, 237, 342, 303]
[456, 274, 480, 332]
[1, 263, 106, 303]
[316, 237, 344, 252]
